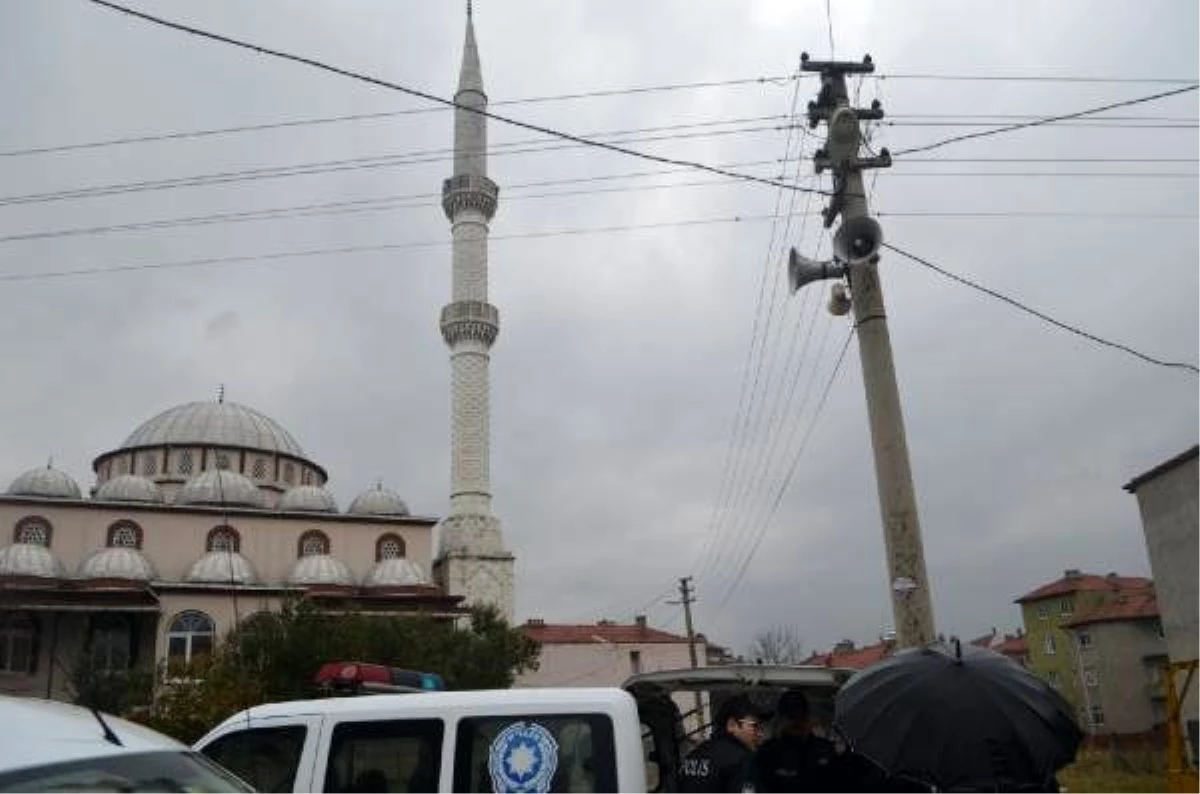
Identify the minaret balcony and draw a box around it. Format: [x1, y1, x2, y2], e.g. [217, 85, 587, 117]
[442, 174, 499, 220]
[440, 300, 500, 346]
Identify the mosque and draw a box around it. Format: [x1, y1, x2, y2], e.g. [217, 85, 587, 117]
[0, 7, 515, 701]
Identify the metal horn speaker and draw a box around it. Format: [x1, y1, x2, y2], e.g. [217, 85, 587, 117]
[832, 215, 883, 265]
[787, 248, 847, 294]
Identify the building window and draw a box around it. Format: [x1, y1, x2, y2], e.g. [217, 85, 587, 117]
[1090, 706, 1105, 727]
[1153, 620, 1166, 639]
[1083, 668, 1099, 687]
[283, 463, 295, 485]
[1043, 634, 1057, 655]
[89, 615, 133, 672]
[178, 450, 194, 476]
[166, 611, 215, 668]
[142, 455, 157, 476]
[1059, 598, 1074, 617]
[630, 650, 643, 675]
[298, 530, 330, 558]
[13, 516, 52, 547]
[106, 521, 142, 549]
[1036, 605, 1049, 621]
[117, 457, 129, 475]
[252, 458, 268, 480]
[0, 613, 37, 675]
[301, 469, 314, 486]
[214, 452, 231, 471]
[1047, 671, 1061, 688]
[376, 534, 406, 561]
[207, 526, 241, 553]
[1077, 630, 1092, 648]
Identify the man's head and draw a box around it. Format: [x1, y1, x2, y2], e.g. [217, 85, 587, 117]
[716, 694, 768, 751]
[775, 688, 813, 736]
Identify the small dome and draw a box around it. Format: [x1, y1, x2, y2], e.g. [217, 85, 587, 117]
[287, 554, 354, 587]
[279, 485, 338, 513]
[95, 474, 165, 504]
[348, 484, 410, 516]
[186, 551, 259, 585]
[177, 470, 263, 508]
[0, 543, 65, 579]
[7, 466, 81, 500]
[363, 558, 428, 588]
[78, 547, 156, 581]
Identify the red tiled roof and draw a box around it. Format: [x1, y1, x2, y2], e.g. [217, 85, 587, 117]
[520, 621, 690, 645]
[1015, 573, 1151, 604]
[804, 639, 895, 671]
[1062, 590, 1159, 628]
[994, 635, 1028, 657]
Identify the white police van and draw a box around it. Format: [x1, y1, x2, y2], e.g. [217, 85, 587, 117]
[195, 661, 850, 793]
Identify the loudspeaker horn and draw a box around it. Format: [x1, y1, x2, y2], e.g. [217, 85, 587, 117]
[787, 248, 847, 294]
[832, 215, 883, 265]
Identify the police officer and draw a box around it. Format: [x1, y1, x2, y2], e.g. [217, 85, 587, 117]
[679, 694, 768, 792]
[751, 689, 841, 792]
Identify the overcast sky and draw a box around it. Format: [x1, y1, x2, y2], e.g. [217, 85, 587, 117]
[1, 0, 1196, 657]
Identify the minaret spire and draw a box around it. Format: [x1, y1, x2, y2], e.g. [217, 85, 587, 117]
[433, 7, 514, 622]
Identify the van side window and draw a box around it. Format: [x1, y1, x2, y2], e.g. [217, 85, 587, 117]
[324, 719, 444, 793]
[453, 713, 617, 793]
[201, 725, 307, 793]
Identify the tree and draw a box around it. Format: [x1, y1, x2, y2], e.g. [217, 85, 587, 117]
[747, 625, 806, 664]
[133, 600, 540, 743]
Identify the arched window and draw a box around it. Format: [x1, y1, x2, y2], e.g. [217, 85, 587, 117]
[89, 615, 132, 672]
[13, 516, 52, 547]
[142, 455, 158, 476]
[251, 458, 268, 480]
[206, 525, 241, 553]
[214, 451, 231, 471]
[166, 611, 214, 667]
[177, 450, 194, 476]
[376, 533, 407, 561]
[0, 612, 38, 674]
[106, 521, 142, 549]
[297, 530, 330, 558]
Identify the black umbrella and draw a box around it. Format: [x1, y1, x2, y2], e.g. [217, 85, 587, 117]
[834, 640, 1083, 792]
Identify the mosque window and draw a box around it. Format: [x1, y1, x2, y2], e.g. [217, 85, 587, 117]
[298, 530, 330, 558]
[283, 463, 295, 485]
[166, 611, 215, 669]
[117, 457, 129, 475]
[178, 450, 194, 476]
[89, 615, 133, 672]
[376, 534, 406, 561]
[106, 521, 142, 549]
[301, 469, 314, 486]
[252, 458, 268, 480]
[0, 612, 38, 675]
[142, 455, 157, 476]
[13, 517, 52, 547]
[206, 526, 241, 553]
[215, 452, 231, 471]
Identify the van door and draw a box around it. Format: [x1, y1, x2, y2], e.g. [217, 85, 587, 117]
[198, 716, 323, 793]
[313, 717, 446, 793]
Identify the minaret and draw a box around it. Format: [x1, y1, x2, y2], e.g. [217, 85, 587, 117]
[432, 4, 515, 621]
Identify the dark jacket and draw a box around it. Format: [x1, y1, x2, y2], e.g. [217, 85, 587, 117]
[679, 733, 755, 793]
[751, 733, 841, 792]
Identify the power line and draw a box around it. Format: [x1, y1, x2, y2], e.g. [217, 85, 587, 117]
[85, 0, 829, 197]
[0, 76, 803, 159]
[892, 84, 1200, 156]
[883, 242, 1199, 375]
[0, 210, 826, 284]
[710, 326, 856, 619]
[881, 73, 1199, 84]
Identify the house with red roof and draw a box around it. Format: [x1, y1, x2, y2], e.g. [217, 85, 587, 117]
[1062, 588, 1168, 736]
[1016, 569, 1153, 728]
[803, 637, 896, 670]
[969, 628, 1029, 667]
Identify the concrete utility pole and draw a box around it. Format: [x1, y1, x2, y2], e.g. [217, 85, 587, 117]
[792, 53, 935, 648]
[672, 576, 706, 731]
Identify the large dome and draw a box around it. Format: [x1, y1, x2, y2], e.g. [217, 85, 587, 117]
[7, 466, 82, 500]
[177, 470, 264, 508]
[119, 400, 305, 456]
[279, 485, 338, 513]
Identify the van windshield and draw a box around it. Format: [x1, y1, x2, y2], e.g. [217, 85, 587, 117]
[453, 713, 617, 793]
[0, 750, 254, 793]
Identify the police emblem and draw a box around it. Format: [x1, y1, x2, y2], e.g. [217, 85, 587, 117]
[487, 721, 559, 793]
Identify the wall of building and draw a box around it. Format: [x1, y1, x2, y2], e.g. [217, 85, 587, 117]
[1073, 619, 1167, 735]
[1021, 590, 1113, 714]
[0, 502, 433, 586]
